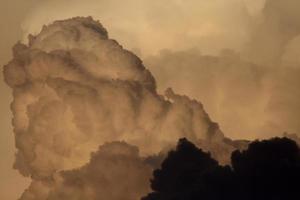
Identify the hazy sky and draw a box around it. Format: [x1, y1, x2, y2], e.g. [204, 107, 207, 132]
[20, 0, 265, 56]
[1, 1, 41, 199]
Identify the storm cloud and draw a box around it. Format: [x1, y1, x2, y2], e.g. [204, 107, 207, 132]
[4, 17, 232, 199]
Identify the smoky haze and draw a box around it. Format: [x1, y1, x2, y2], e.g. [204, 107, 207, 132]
[144, 0, 300, 139]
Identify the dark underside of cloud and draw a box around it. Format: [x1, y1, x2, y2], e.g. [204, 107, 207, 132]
[142, 137, 300, 200]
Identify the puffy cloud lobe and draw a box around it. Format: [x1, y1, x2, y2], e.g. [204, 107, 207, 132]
[20, 142, 152, 200]
[4, 17, 226, 199]
[49, 142, 152, 200]
[21, 142, 152, 200]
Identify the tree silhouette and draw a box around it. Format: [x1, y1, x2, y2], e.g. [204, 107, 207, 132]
[142, 138, 236, 200]
[142, 137, 300, 200]
[232, 137, 300, 200]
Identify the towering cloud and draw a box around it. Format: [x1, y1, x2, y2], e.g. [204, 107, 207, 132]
[4, 17, 228, 199]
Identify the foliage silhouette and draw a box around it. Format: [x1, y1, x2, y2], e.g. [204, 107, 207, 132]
[142, 137, 300, 200]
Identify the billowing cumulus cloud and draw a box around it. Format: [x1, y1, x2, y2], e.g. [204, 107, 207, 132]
[4, 17, 235, 199]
